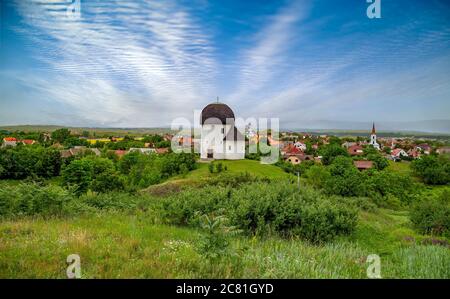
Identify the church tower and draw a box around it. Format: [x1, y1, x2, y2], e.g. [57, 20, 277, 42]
[369, 122, 380, 150]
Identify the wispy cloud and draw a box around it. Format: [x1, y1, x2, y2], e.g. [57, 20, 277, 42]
[11, 0, 217, 126]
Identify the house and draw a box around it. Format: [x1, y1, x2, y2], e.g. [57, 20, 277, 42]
[155, 147, 170, 154]
[200, 101, 245, 160]
[436, 147, 450, 155]
[129, 148, 156, 154]
[61, 146, 101, 158]
[21, 139, 35, 145]
[348, 145, 364, 156]
[416, 144, 431, 155]
[391, 148, 408, 160]
[342, 141, 357, 149]
[284, 154, 314, 165]
[354, 160, 374, 171]
[2, 137, 17, 147]
[281, 144, 301, 156]
[114, 150, 127, 158]
[293, 141, 307, 151]
[407, 148, 421, 159]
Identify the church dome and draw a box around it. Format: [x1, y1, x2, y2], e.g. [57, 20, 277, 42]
[200, 103, 235, 125]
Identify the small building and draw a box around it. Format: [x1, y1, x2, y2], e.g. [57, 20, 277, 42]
[391, 148, 408, 160]
[155, 147, 170, 154]
[293, 141, 307, 151]
[342, 141, 357, 149]
[284, 154, 313, 165]
[354, 160, 374, 171]
[200, 101, 245, 160]
[348, 145, 364, 156]
[2, 137, 17, 147]
[21, 139, 35, 145]
[114, 150, 128, 158]
[436, 147, 450, 155]
[407, 148, 421, 159]
[61, 146, 101, 158]
[129, 148, 156, 154]
[416, 144, 431, 155]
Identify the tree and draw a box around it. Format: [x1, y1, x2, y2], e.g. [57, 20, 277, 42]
[411, 155, 450, 185]
[51, 128, 71, 144]
[319, 144, 349, 165]
[367, 153, 389, 170]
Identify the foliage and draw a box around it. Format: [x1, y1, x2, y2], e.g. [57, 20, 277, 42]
[319, 143, 349, 165]
[0, 183, 72, 217]
[195, 213, 240, 260]
[125, 152, 197, 188]
[159, 182, 358, 243]
[51, 128, 71, 144]
[410, 190, 450, 237]
[61, 156, 124, 194]
[366, 153, 389, 170]
[411, 155, 450, 185]
[0, 145, 61, 179]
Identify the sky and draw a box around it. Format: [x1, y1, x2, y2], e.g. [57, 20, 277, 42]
[0, 0, 449, 130]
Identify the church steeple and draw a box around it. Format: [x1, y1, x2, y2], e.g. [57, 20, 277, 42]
[371, 122, 376, 135]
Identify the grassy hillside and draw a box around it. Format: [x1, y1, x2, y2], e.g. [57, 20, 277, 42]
[1, 211, 448, 278]
[181, 160, 293, 180]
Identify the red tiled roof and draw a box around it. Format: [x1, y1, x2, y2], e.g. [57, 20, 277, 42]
[22, 139, 35, 145]
[354, 160, 373, 169]
[155, 147, 169, 154]
[283, 144, 301, 154]
[3, 137, 17, 141]
[114, 150, 127, 157]
[348, 145, 363, 156]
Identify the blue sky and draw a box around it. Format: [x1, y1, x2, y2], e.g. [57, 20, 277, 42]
[0, 0, 449, 129]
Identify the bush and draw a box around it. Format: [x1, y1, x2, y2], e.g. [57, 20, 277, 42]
[0, 183, 72, 217]
[410, 190, 450, 237]
[159, 182, 358, 243]
[411, 155, 450, 185]
[61, 156, 124, 194]
[0, 145, 62, 179]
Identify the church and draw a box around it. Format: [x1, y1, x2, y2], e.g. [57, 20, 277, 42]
[200, 101, 245, 160]
[369, 122, 380, 150]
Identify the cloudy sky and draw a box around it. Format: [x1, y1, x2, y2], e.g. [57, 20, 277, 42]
[0, 0, 449, 129]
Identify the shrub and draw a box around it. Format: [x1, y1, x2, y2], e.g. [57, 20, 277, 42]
[411, 155, 450, 185]
[0, 145, 62, 179]
[410, 190, 450, 237]
[0, 183, 72, 217]
[61, 156, 123, 194]
[319, 144, 349, 165]
[159, 182, 358, 243]
[208, 163, 214, 173]
[216, 162, 223, 173]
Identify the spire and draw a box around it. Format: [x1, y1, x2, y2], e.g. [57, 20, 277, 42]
[371, 122, 376, 135]
[216, 96, 219, 103]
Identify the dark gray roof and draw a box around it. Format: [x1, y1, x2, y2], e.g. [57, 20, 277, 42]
[223, 126, 245, 141]
[201, 103, 235, 125]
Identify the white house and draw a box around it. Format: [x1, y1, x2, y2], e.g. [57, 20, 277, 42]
[391, 148, 408, 159]
[200, 102, 245, 160]
[369, 123, 380, 150]
[293, 141, 307, 151]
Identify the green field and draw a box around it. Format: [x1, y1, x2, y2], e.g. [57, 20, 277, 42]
[179, 160, 293, 180]
[1, 209, 448, 278]
[0, 159, 449, 278]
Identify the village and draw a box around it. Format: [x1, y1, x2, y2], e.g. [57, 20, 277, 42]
[2, 122, 449, 171]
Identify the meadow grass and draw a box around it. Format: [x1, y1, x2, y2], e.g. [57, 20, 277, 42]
[175, 159, 293, 180]
[1, 210, 448, 278]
